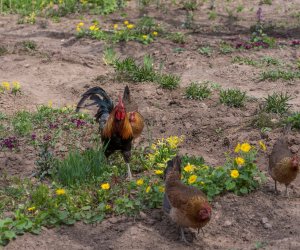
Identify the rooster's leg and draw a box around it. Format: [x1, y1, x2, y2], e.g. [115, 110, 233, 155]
[127, 163, 133, 180]
[180, 227, 189, 244]
[285, 185, 289, 197]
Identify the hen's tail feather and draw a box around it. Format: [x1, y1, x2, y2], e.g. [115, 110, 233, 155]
[76, 87, 114, 116]
[123, 85, 130, 102]
[163, 193, 171, 213]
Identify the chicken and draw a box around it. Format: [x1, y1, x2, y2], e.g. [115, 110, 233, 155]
[269, 127, 299, 196]
[76, 85, 144, 179]
[163, 156, 212, 243]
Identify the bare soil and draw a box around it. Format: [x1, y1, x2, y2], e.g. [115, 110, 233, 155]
[1, 1, 300, 249]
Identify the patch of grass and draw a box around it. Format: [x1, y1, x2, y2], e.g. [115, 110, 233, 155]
[219, 88, 246, 108]
[260, 56, 280, 66]
[264, 92, 292, 114]
[198, 46, 213, 57]
[12, 111, 33, 136]
[232, 56, 258, 66]
[260, 0, 272, 5]
[22, 40, 37, 51]
[0, 46, 8, 56]
[167, 32, 186, 44]
[260, 70, 300, 81]
[102, 47, 117, 65]
[219, 42, 234, 54]
[182, 0, 198, 10]
[156, 73, 180, 90]
[208, 10, 217, 20]
[286, 112, 300, 129]
[55, 148, 109, 186]
[186, 82, 212, 100]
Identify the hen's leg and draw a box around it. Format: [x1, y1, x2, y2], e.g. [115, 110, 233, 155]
[180, 227, 189, 244]
[127, 163, 132, 180]
[285, 185, 289, 197]
[122, 150, 132, 180]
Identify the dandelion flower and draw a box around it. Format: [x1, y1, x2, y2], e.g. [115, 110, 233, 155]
[89, 25, 99, 31]
[78, 22, 84, 27]
[1, 82, 10, 91]
[113, 24, 118, 30]
[240, 143, 251, 152]
[230, 169, 239, 179]
[166, 136, 183, 149]
[48, 100, 53, 108]
[105, 204, 111, 210]
[155, 170, 163, 175]
[142, 35, 148, 40]
[235, 157, 245, 166]
[101, 183, 110, 190]
[56, 188, 66, 195]
[184, 163, 195, 172]
[200, 181, 205, 185]
[259, 140, 267, 151]
[27, 206, 36, 212]
[152, 31, 158, 36]
[12, 81, 20, 90]
[127, 24, 135, 29]
[188, 175, 197, 184]
[151, 143, 157, 150]
[136, 179, 144, 186]
[146, 186, 151, 193]
[124, 20, 129, 25]
[158, 186, 165, 193]
[234, 143, 241, 153]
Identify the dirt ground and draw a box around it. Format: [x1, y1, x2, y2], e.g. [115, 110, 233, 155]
[1, 0, 300, 249]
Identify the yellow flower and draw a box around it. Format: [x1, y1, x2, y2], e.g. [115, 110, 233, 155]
[12, 81, 21, 90]
[148, 153, 155, 162]
[142, 35, 148, 40]
[156, 163, 165, 168]
[151, 143, 157, 150]
[200, 181, 205, 185]
[166, 136, 183, 149]
[152, 31, 158, 36]
[48, 100, 53, 108]
[240, 143, 251, 152]
[158, 186, 165, 193]
[146, 186, 151, 193]
[113, 24, 118, 30]
[89, 25, 99, 31]
[202, 165, 209, 170]
[234, 143, 241, 153]
[61, 107, 68, 112]
[259, 140, 267, 151]
[155, 170, 163, 175]
[124, 20, 129, 25]
[105, 204, 111, 210]
[101, 183, 110, 190]
[56, 188, 66, 195]
[76, 27, 82, 32]
[230, 169, 239, 179]
[184, 163, 195, 172]
[127, 24, 135, 29]
[27, 206, 36, 212]
[188, 175, 197, 184]
[136, 179, 144, 186]
[235, 157, 245, 166]
[78, 22, 84, 27]
[1, 81, 10, 91]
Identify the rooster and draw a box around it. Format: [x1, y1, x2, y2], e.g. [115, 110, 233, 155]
[269, 126, 299, 196]
[163, 156, 212, 243]
[76, 86, 144, 179]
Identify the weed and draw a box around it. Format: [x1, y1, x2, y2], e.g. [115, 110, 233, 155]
[252, 111, 278, 129]
[167, 32, 186, 44]
[102, 47, 117, 65]
[260, 70, 300, 81]
[136, 16, 161, 34]
[198, 46, 213, 57]
[259, 0, 272, 5]
[22, 40, 37, 51]
[35, 143, 57, 179]
[264, 92, 292, 114]
[260, 56, 280, 66]
[219, 42, 234, 54]
[12, 111, 32, 136]
[0, 46, 8, 56]
[183, 0, 198, 11]
[286, 112, 300, 129]
[220, 89, 246, 108]
[232, 56, 258, 66]
[156, 73, 180, 89]
[208, 10, 217, 20]
[186, 82, 212, 100]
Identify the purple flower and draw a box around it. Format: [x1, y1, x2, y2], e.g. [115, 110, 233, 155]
[71, 119, 86, 128]
[31, 134, 37, 141]
[1, 137, 18, 150]
[292, 40, 300, 46]
[256, 7, 263, 23]
[49, 123, 58, 129]
[43, 134, 51, 141]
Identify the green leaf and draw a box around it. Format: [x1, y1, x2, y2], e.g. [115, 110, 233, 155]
[239, 187, 248, 194]
[81, 206, 91, 211]
[4, 230, 16, 240]
[225, 181, 236, 190]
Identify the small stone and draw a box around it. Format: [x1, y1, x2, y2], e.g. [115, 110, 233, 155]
[224, 220, 233, 227]
[261, 217, 269, 224]
[199, 103, 208, 110]
[139, 211, 147, 220]
[263, 223, 272, 229]
[290, 145, 299, 154]
[24, 64, 30, 68]
[156, 89, 163, 95]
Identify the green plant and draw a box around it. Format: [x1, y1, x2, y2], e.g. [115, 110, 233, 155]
[198, 46, 213, 57]
[156, 73, 180, 89]
[286, 112, 300, 129]
[0, 46, 7, 56]
[12, 111, 33, 136]
[264, 92, 292, 114]
[260, 56, 280, 66]
[182, 0, 198, 10]
[22, 40, 37, 51]
[55, 148, 109, 186]
[260, 70, 300, 81]
[167, 32, 186, 44]
[219, 88, 246, 108]
[260, 0, 272, 5]
[186, 82, 212, 100]
[219, 42, 234, 54]
[232, 56, 258, 66]
[102, 47, 117, 65]
[208, 10, 217, 20]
